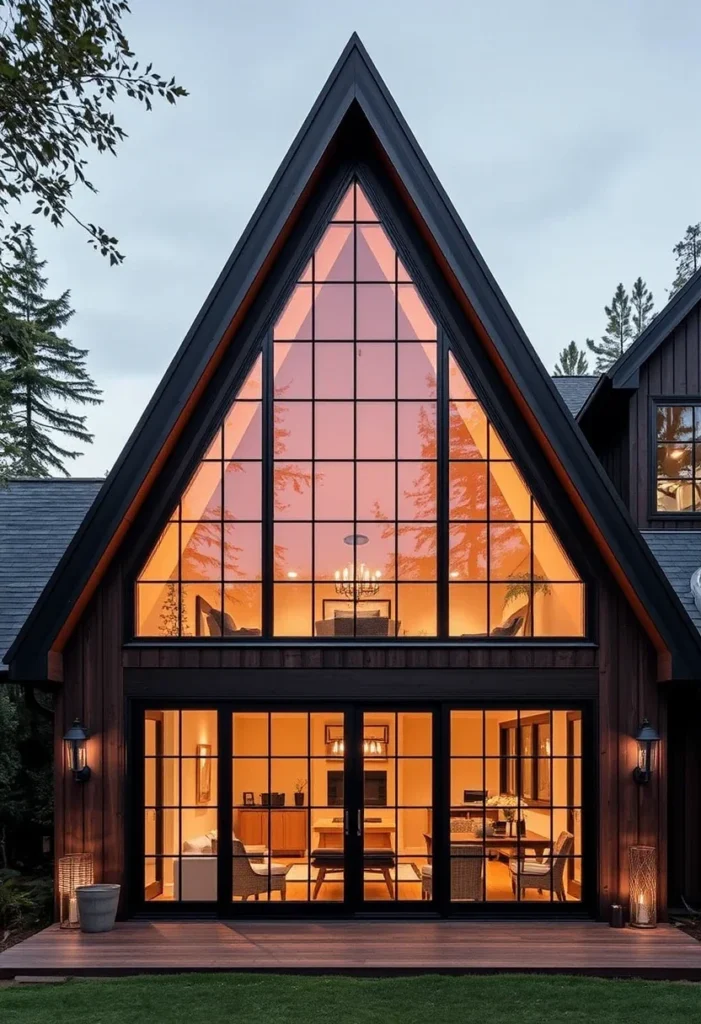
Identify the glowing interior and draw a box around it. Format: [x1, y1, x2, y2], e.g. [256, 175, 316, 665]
[135, 182, 584, 638]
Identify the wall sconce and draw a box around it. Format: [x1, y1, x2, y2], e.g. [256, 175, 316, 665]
[63, 718, 91, 782]
[633, 719, 660, 784]
[629, 845, 657, 928]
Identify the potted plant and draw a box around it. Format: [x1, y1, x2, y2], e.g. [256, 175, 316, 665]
[294, 779, 307, 807]
[503, 573, 552, 635]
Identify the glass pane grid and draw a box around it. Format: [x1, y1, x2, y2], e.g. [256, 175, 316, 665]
[231, 712, 347, 904]
[449, 390, 584, 636]
[362, 712, 431, 903]
[273, 182, 438, 638]
[137, 177, 585, 641]
[449, 709, 582, 905]
[136, 358, 263, 637]
[656, 404, 701, 512]
[144, 710, 219, 903]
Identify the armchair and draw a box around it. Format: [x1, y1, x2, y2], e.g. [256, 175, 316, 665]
[509, 830, 574, 902]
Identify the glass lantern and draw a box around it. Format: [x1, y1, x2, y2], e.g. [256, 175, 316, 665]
[63, 719, 91, 781]
[58, 854, 94, 929]
[629, 845, 657, 928]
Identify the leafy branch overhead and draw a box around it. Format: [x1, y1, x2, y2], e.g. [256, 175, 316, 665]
[0, 0, 187, 264]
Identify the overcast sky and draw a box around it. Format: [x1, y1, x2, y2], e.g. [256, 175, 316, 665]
[29, 0, 701, 477]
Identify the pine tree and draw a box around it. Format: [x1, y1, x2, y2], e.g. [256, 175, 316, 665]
[553, 341, 590, 376]
[670, 223, 701, 296]
[587, 283, 633, 373]
[630, 277, 655, 338]
[0, 238, 101, 476]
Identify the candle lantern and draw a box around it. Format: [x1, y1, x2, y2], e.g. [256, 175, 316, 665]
[58, 854, 94, 929]
[629, 845, 657, 928]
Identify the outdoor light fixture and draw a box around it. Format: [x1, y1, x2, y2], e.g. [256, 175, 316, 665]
[63, 718, 91, 782]
[629, 845, 657, 928]
[633, 718, 660, 784]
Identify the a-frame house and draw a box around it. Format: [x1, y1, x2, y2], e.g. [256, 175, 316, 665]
[5, 35, 700, 920]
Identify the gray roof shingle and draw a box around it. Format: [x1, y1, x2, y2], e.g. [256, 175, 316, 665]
[0, 478, 103, 666]
[552, 376, 599, 416]
[642, 531, 701, 633]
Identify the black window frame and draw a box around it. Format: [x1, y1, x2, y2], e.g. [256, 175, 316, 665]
[123, 162, 596, 646]
[649, 396, 701, 519]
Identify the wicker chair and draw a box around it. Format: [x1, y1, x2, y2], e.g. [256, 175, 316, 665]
[421, 844, 485, 901]
[232, 838, 288, 901]
[508, 830, 574, 902]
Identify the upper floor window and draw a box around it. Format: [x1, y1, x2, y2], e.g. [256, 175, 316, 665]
[134, 182, 585, 640]
[655, 404, 701, 514]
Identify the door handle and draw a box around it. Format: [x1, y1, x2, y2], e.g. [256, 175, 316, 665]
[357, 810, 362, 837]
[344, 810, 349, 836]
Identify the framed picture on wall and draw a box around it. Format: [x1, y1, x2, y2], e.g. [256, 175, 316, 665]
[520, 724, 534, 800]
[196, 743, 212, 804]
[536, 722, 552, 802]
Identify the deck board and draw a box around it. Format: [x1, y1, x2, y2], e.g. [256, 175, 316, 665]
[2, 920, 701, 979]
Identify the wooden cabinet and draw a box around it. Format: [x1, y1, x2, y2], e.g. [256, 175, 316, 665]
[235, 808, 308, 856]
[235, 808, 266, 847]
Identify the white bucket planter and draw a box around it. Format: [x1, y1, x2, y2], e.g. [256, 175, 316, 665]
[76, 884, 120, 933]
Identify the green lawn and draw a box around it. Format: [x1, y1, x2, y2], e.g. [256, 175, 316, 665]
[2, 973, 701, 1024]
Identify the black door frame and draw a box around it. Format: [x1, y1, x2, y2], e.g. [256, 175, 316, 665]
[347, 704, 440, 915]
[127, 696, 595, 919]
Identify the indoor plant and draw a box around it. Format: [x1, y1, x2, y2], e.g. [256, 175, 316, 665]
[294, 779, 307, 807]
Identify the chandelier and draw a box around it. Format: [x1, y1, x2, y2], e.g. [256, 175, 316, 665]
[329, 737, 386, 757]
[334, 534, 381, 599]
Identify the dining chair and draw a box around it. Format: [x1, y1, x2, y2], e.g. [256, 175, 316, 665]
[508, 830, 574, 901]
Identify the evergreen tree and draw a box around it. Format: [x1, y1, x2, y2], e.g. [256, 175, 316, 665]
[587, 283, 633, 373]
[553, 341, 590, 376]
[630, 277, 655, 338]
[0, 239, 101, 476]
[670, 223, 701, 296]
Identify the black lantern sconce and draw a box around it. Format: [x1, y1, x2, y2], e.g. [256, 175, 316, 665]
[633, 719, 660, 784]
[63, 719, 91, 782]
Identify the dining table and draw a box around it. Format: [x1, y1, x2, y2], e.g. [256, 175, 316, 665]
[423, 830, 551, 859]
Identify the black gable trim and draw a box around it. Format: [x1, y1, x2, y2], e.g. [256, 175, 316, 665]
[6, 34, 701, 679]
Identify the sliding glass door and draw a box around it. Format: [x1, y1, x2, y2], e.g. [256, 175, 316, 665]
[135, 702, 586, 915]
[142, 708, 219, 905]
[353, 709, 435, 908]
[231, 710, 349, 906]
[448, 708, 584, 906]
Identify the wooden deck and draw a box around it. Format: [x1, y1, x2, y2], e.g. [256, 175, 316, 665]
[2, 920, 701, 979]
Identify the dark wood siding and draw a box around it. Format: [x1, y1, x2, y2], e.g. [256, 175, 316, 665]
[668, 685, 701, 909]
[629, 302, 701, 529]
[597, 574, 666, 918]
[53, 551, 669, 921]
[55, 565, 125, 912]
[587, 401, 630, 509]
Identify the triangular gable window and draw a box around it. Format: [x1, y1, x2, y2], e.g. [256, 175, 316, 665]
[136, 183, 584, 639]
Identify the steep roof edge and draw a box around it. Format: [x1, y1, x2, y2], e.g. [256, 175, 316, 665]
[3, 35, 364, 674]
[579, 266, 701, 421]
[5, 34, 701, 679]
